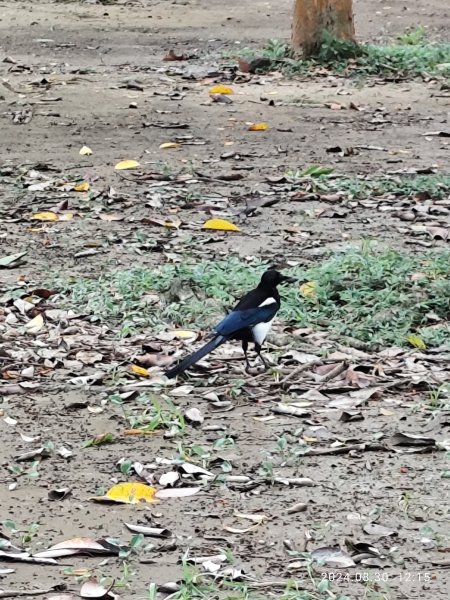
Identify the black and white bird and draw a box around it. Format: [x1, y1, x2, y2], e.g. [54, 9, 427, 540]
[164, 269, 296, 379]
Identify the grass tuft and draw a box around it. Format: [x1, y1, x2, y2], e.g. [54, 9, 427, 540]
[53, 247, 450, 349]
[240, 33, 450, 78]
[284, 172, 450, 200]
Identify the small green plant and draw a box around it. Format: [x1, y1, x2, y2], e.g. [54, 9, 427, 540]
[315, 31, 363, 62]
[122, 394, 185, 435]
[169, 556, 216, 599]
[146, 583, 158, 600]
[175, 442, 209, 461]
[213, 435, 236, 450]
[399, 491, 414, 517]
[7, 461, 41, 482]
[427, 384, 450, 411]
[119, 534, 144, 560]
[83, 432, 115, 448]
[2, 520, 40, 547]
[264, 38, 290, 60]
[285, 172, 450, 200]
[247, 32, 450, 78]
[397, 26, 427, 46]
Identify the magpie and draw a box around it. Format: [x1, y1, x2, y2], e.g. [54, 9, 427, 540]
[164, 269, 296, 379]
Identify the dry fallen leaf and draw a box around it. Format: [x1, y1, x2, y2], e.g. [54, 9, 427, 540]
[299, 281, 317, 299]
[30, 211, 73, 222]
[31, 211, 59, 221]
[248, 122, 268, 131]
[202, 218, 240, 232]
[311, 546, 355, 568]
[223, 511, 268, 534]
[168, 329, 197, 341]
[163, 49, 189, 61]
[24, 313, 44, 334]
[136, 353, 172, 368]
[79, 146, 93, 156]
[92, 482, 158, 504]
[326, 102, 345, 110]
[59, 213, 74, 221]
[76, 351, 103, 365]
[74, 182, 90, 192]
[0, 251, 27, 268]
[159, 142, 180, 149]
[34, 538, 113, 559]
[80, 579, 116, 599]
[122, 429, 160, 436]
[125, 522, 172, 537]
[208, 85, 233, 95]
[131, 364, 150, 377]
[98, 213, 125, 222]
[114, 159, 140, 170]
[142, 216, 181, 229]
[154, 487, 200, 499]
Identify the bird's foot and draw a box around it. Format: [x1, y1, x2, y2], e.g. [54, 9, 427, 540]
[258, 354, 270, 369]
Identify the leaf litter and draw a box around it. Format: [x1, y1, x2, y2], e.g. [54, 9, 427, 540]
[1, 5, 450, 600]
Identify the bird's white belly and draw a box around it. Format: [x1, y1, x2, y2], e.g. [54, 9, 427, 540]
[252, 318, 274, 345]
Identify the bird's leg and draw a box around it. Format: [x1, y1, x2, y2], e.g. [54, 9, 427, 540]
[242, 340, 251, 372]
[255, 343, 269, 368]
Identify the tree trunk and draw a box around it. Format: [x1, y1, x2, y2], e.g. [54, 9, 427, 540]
[292, 0, 355, 57]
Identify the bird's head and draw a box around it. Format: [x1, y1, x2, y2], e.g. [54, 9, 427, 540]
[258, 269, 296, 288]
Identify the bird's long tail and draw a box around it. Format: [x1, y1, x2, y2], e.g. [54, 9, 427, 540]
[164, 335, 226, 379]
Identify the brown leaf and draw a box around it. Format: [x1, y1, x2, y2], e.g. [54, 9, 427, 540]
[142, 216, 181, 229]
[98, 213, 125, 222]
[426, 226, 449, 240]
[30, 288, 56, 299]
[136, 353, 172, 368]
[163, 49, 189, 61]
[238, 58, 250, 73]
[325, 102, 345, 110]
[238, 56, 272, 74]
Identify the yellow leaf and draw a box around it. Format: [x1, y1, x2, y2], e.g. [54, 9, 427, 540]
[407, 334, 427, 350]
[58, 213, 74, 221]
[248, 122, 268, 131]
[92, 482, 158, 504]
[209, 85, 233, 95]
[170, 330, 197, 339]
[131, 364, 150, 377]
[24, 313, 44, 333]
[114, 159, 140, 170]
[159, 142, 180, 149]
[31, 211, 59, 221]
[299, 281, 317, 299]
[79, 146, 93, 156]
[202, 218, 240, 232]
[74, 182, 90, 192]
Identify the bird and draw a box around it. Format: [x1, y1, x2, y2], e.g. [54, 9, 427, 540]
[164, 269, 296, 379]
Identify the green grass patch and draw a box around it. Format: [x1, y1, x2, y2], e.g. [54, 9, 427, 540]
[310, 34, 450, 77]
[285, 172, 450, 200]
[53, 246, 450, 349]
[238, 34, 450, 78]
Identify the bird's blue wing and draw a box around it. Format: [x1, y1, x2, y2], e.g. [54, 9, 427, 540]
[214, 304, 278, 337]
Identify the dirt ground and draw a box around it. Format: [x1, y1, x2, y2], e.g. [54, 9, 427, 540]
[1, 1, 449, 599]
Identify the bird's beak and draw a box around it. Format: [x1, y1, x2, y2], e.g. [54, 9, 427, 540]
[280, 274, 297, 284]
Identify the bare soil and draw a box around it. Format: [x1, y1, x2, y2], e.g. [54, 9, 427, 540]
[0, 2, 449, 599]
